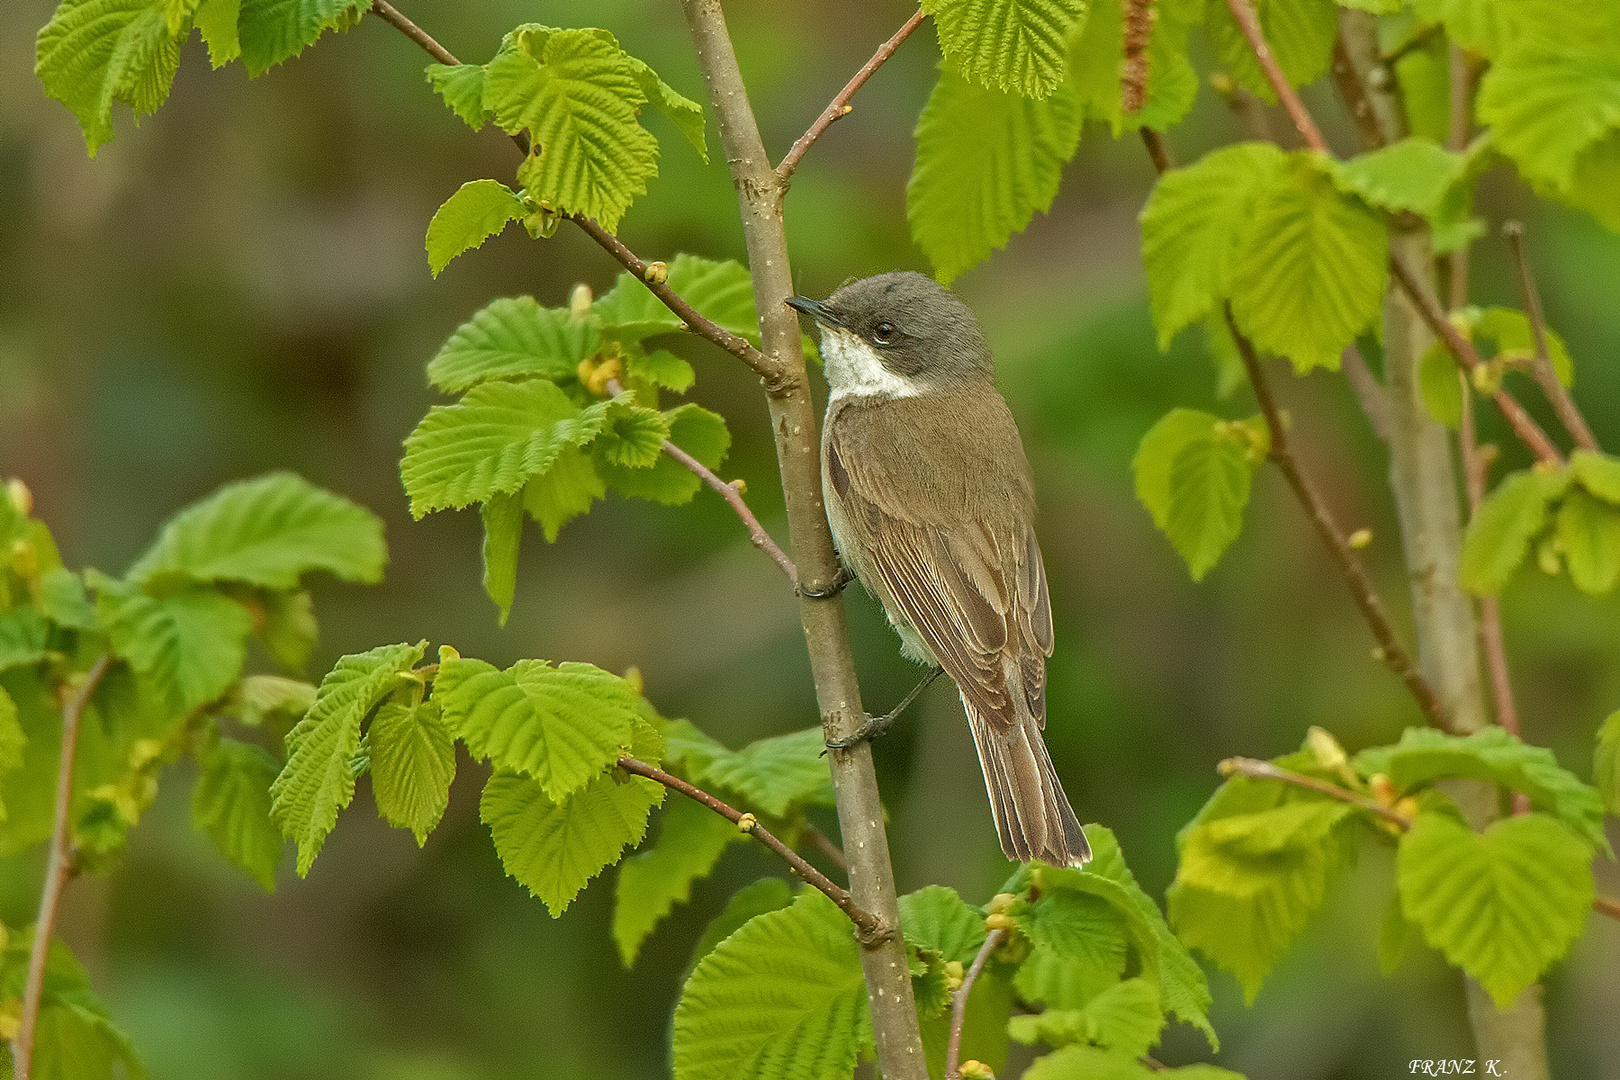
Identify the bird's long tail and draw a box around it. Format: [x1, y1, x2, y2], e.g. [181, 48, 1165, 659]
[965, 700, 1090, 867]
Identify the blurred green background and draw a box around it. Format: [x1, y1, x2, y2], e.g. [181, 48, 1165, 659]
[3, 1, 1618, 1076]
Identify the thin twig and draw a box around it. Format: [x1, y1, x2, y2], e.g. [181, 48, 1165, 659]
[617, 756, 887, 942]
[1222, 0, 1329, 152]
[1342, 345, 1394, 444]
[370, 0, 457, 64]
[1382, 24, 1441, 67]
[14, 653, 112, 1080]
[1140, 128, 1174, 173]
[802, 822, 850, 874]
[1226, 310, 1454, 731]
[945, 928, 1006, 1080]
[1388, 257, 1565, 467]
[1596, 895, 1620, 922]
[605, 378, 798, 583]
[1218, 756, 1412, 828]
[1503, 222, 1600, 454]
[777, 9, 926, 182]
[1460, 377, 1521, 741]
[1122, 0, 1158, 114]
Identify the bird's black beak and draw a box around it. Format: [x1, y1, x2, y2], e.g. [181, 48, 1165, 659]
[785, 296, 842, 327]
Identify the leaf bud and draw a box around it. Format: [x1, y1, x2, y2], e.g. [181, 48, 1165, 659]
[1393, 796, 1420, 825]
[730, 478, 748, 496]
[569, 282, 593, 319]
[438, 644, 461, 665]
[736, 812, 757, 834]
[5, 479, 32, 517]
[984, 912, 1018, 933]
[943, 959, 965, 992]
[1305, 726, 1349, 774]
[1208, 73, 1235, 96]
[1536, 535, 1561, 576]
[960, 1060, 995, 1080]
[622, 666, 644, 696]
[1471, 360, 1502, 396]
[10, 538, 37, 581]
[985, 892, 1021, 917]
[1369, 773, 1397, 806]
[643, 260, 668, 285]
[1347, 528, 1372, 549]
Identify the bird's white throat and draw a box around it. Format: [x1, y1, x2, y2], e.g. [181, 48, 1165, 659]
[820, 327, 920, 403]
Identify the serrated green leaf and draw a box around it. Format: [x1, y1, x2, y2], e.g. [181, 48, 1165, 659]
[1231, 156, 1389, 374]
[687, 877, 796, 977]
[2, 935, 148, 1080]
[907, 64, 1082, 285]
[1560, 128, 1620, 233]
[595, 403, 671, 468]
[0, 606, 50, 671]
[1418, 342, 1464, 428]
[434, 656, 640, 802]
[427, 296, 599, 394]
[924, 0, 1088, 98]
[480, 491, 522, 625]
[1134, 408, 1218, 530]
[1595, 710, 1620, 815]
[1472, 306, 1574, 386]
[523, 445, 606, 541]
[689, 727, 834, 817]
[1065, 0, 1123, 128]
[401, 378, 607, 517]
[259, 588, 317, 673]
[899, 885, 987, 965]
[593, 255, 760, 344]
[1378, 884, 1413, 975]
[128, 472, 386, 590]
[1459, 468, 1570, 595]
[614, 796, 741, 966]
[481, 758, 663, 917]
[193, 735, 284, 890]
[1134, 0, 1202, 131]
[1572, 450, 1620, 504]
[426, 62, 491, 130]
[1022, 1044, 1157, 1079]
[1140, 143, 1289, 350]
[1353, 726, 1609, 851]
[484, 25, 658, 232]
[426, 180, 528, 277]
[236, 0, 367, 76]
[1208, 0, 1337, 106]
[621, 53, 708, 162]
[1399, 811, 1594, 1008]
[92, 577, 252, 713]
[270, 641, 426, 875]
[673, 888, 871, 1080]
[598, 403, 730, 506]
[195, 0, 242, 66]
[628, 348, 695, 392]
[0, 685, 25, 822]
[1008, 977, 1163, 1056]
[369, 698, 455, 845]
[38, 568, 98, 630]
[1556, 489, 1620, 594]
[1164, 426, 1256, 582]
[1016, 888, 1130, 1007]
[1330, 138, 1469, 216]
[236, 674, 317, 727]
[36, 0, 183, 156]
[1412, 0, 1524, 57]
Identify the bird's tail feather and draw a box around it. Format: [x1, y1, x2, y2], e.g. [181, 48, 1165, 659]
[965, 701, 1090, 867]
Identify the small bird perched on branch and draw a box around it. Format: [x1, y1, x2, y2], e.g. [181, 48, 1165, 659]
[787, 272, 1090, 868]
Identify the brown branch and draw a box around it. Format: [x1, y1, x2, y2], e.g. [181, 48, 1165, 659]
[1226, 310, 1454, 731]
[1122, 0, 1158, 115]
[776, 9, 926, 182]
[1331, 34, 1386, 152]
[1140, 128, 1174, 173]
[1596, 895, 1620, 922]
[605, 378, 798, 583]
[1218, 756, 1412, 829]
[1222, 0, 1329, 152]
[1503, 222, 1600, 454]
[14, 653, 112, 1080]
[945, 928, 1006, 1080]
[1388, 257, 1565, 467]
[801, 822, 849, 874]
[1460, 372, 1521, 742]
[617, 756, 886, 941]
[370, 0, 457, 65]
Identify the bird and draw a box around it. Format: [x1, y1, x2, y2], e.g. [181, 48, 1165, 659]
[786, 272, 1090, 868]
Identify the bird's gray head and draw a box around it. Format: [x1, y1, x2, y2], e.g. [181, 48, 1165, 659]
[786, 271, 992, 400]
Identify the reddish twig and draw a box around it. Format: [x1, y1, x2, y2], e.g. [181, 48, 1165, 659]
[1596, 895, 1620, 922]
[1122, 0, 1158, 114]
[1460, 381, 1521, 741]
[1218, 756, 1412, 829]
[370, 0, 457, 64]
[14, 653, 112, 1080]
[1227, 311, 1454, 731]
[802, 822, 849, 874]
[1222, 0, 1329, 152]
[1503, 222, 1600, 454]
[1140, 128, 1174, 173]
[945, 928, 1006, 1080]
[776, 9, 927, 182]
[616, 756, 887, 942]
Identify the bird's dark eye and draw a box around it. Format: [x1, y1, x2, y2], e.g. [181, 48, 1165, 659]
[872, 321, 897, 344]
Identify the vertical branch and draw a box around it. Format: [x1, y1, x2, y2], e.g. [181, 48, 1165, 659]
[13, 653, 112, 1080]
[1502, 222, 1600, 454]
[1223, 0, 1329, 151]
[1460, 384, 1520, 738]
[678, 3, 928, 1076]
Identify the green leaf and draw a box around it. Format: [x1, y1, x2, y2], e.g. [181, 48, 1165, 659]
[1230, 156, 1389, 373]
[1, 936, 148, 1080]
[128, 472, 386, 590]
[1164, 426, 1256, 581]
[427, 296, 599, 394]
[1378, 884, 1414, 975]
[907, 64, 1082, 284]
[1459, 468, 1570, 595]
[687, 727, 834, 817]
[1556, 489, 1620, 594]
[1008, 977, 1163, 1056]
[258, 589, 317, 672]
[193, 735, 284, 890]
[1140, 143, 1290, 350]
[1135, 0, 1202, 131]
[426, 62, 491, 130]
[1572, 449, 1620, 504]
[0, 685, 26, 821]
[236, 674, 316, 727]
[425, 180, 528, 277]
[35, 0, 183, 156]
[38, 568, 98, 631]
[673, 888, 872, 1080]
[480, 491, 523, 625]
[195, 0, 242, 67]
[1329, 137, 1469, 216]
[0, 606, 50, 671]
[1208, 0, 1338, 106]
[1398, 811, 1594, 1008]
[628, 349, 695, 393]
[899, 885, 987, 964]
[523, 445, 606, 540]
[484, 26, 659, 232]
[1016, 888, 1130, 1007]
[1418, 342, 1464, 429]
[621, 53, 708, 162]
[236, 0, 367, 76]
[481, 758, 664, 917]
[614, 796, 742, 966]
[1472, 306, 1574, 386]
[598, 403, 730, 506]
[923, 0, 1088, 98]
[687, 877, 796, 976]
[593, 255, 760, 344]
[93, 577, 252, 713]
[1595, 710, 1620, 816]
[595, 402, 671, 468]
[1353, 726, 1609, 851]
[270, 641, 426, 875]
[1022, 1044, 1156, 1080]
[1560, 128, 1620, 233]
[400, 378, 608, 517]
[433, 656, 640, 802]
[368, 698, 455, 845]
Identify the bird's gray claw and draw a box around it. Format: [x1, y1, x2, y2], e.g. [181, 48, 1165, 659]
[799, 568, 853, 600]
[824, 711, 897, 751]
